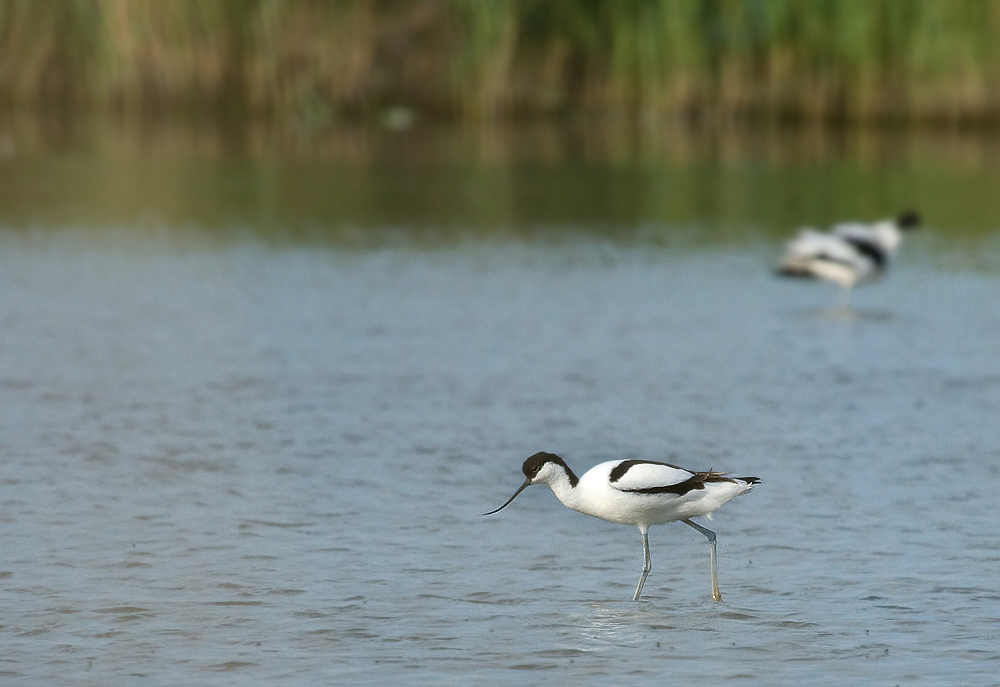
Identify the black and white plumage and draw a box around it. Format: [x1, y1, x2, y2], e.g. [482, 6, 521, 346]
[777, 211, 920, 301]
[482, 452, 759, 601]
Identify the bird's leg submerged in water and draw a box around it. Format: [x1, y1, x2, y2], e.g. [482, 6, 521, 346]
[683, 519, 721, 601]
[633, 526, 652, 601]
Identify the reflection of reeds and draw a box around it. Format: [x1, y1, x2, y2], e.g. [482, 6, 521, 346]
[2, 0, 1000, 123]
[5, 108, 1000, 240]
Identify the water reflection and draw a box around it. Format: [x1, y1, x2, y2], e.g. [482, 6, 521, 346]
[798, 306, 898, 322]
[1, 112, 1000, 250]
[573, 603, 658, 647]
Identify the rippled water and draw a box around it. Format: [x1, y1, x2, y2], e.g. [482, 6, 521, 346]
[2, 236, 999, 685]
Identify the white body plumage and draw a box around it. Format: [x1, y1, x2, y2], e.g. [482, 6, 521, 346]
[541, 459, 754, 526]
[777, 211, 920, 296]
[483, 452, 758, 601]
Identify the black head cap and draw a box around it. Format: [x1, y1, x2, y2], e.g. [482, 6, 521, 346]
[897, 211, 920, 230]
[522, 452, 565, 479]
[522, 452, 577, 487]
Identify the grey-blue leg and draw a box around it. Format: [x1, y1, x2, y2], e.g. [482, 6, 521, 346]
[683, 519, 721, 601]
[632, 526, 651, 601]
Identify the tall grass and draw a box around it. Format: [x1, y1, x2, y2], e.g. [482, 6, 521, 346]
[3, 0, 1000, 124]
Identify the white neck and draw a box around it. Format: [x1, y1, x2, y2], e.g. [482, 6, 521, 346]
[874, 221, 903, 253]
[537, 463, 583, 511]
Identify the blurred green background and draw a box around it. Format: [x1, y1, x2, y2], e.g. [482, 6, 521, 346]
[5, 0, 1000, 123]
[2, 0, 1000, 244]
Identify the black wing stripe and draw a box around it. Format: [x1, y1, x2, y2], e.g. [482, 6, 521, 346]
[621, 474, 706, 496]
[618, 471, 754, 496]
[841, 236, 888, 266]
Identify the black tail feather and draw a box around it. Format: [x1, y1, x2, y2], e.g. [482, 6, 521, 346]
[897, 210, 920, 229]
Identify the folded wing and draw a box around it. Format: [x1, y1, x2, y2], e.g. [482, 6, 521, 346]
[782, 230, 863, 266]
[609, 460, 703, 495]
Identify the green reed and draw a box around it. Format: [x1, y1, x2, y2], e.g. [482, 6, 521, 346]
[2, 0, 1000, 123]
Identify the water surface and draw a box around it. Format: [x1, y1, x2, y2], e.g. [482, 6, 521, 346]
[2, 118, 1000, 685]
[3, 237, 999, 685]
